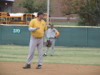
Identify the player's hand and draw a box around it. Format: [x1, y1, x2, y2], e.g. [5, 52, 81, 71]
[36, 27, 40, 30]
[54, 36, 57, 38]
[53, 30, 56, 32]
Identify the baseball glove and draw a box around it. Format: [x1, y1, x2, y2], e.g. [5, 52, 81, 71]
[46, 40, 52, 47]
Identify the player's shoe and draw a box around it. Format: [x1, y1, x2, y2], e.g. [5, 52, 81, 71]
[43, 53, 47, 56]
[23, 64, 31, 69]
[36, 65, 42, 69]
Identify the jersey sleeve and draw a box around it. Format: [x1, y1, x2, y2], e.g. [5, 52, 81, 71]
[55, 30, 60, 37]
[29, 19, 34, 28]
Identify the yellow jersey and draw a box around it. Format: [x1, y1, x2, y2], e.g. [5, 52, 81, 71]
[29, 18, 47, 38]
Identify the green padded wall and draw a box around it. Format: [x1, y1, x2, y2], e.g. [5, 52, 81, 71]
[0, 25, 100, 47]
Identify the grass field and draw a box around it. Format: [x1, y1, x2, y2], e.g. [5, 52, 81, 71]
[52, 22, 78, 26]
[0, 45, 100, 65]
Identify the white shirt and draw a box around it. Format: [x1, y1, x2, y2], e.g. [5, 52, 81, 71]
[46, 28, 57, 39]
[28, 27, 37, 31]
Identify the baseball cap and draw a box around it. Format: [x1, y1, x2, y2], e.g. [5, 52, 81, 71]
[37, 12, 44, 17]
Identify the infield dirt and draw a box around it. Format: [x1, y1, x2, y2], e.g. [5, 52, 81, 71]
[0, 62, 100, 75]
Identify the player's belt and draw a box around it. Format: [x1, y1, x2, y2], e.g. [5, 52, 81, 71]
[49, 37, 55, 39]
[35, 37, 43, 39]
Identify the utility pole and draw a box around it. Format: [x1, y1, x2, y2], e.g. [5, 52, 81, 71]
[47, 0, 50, 26]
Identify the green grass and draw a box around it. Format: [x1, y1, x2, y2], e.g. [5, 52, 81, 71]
[52, 22, 78, 26]
[0, 45, 100, 65]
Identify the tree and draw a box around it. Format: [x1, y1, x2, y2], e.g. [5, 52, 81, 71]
[21, 0, 47, 13]
[60, 0, 100, 26]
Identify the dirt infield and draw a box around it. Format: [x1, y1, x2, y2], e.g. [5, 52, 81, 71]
[0, 62, 100, 75]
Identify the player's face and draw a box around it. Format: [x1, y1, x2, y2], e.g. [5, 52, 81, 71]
[50, 25, 54, 29]
[39, 14, 44, 19]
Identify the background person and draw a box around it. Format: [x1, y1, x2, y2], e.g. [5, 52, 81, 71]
[44, 24, 60, 56]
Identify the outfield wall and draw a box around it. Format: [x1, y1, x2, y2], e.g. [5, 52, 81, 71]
[0, 25, 100, 47]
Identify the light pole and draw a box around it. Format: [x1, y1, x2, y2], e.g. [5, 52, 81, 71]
[47, 0, 50, 26]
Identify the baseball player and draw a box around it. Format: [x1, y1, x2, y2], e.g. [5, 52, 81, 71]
[44, 24, 60, 56]
[23, 12, 47, 69]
